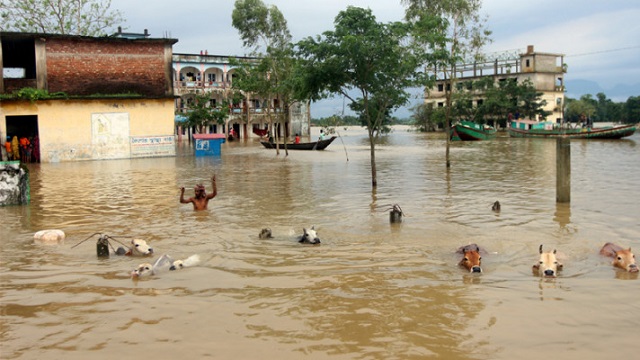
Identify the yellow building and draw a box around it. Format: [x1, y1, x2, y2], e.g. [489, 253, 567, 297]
[1, 99, 175, 162]
[425, 45, 566, 124]
[1, 30, 178, 162]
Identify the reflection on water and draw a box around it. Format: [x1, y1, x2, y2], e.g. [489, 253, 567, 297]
[1, 126, 639, 359]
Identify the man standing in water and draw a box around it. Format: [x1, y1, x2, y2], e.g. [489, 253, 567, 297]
[180, 175, 217, 210]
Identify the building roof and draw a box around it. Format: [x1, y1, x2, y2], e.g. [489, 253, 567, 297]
[0, 31, 178, 45]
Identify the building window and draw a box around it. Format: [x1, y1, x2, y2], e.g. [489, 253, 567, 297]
[526, 59, 530, 67]
[437, 102, 444, 107]
[437, 84, 444, 92]
[476, 99, 484, 107]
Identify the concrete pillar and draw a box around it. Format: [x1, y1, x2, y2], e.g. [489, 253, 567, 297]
[556, 138, 570, 203]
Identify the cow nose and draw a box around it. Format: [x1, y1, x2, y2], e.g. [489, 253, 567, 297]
[471, 266, 482, 273]
[629, 264, 638, 272]
[544, 269, 555, 276]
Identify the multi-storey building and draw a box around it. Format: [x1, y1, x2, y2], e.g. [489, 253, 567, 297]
[425, 45, 566, 124]
[1, 30, 178, 162]
[172, 52, 310, 140]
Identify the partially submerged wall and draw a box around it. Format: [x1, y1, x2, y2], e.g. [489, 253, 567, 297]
[1, 98, 176, 162]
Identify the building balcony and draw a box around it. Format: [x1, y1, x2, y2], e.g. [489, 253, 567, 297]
[174, 81, 233, 95]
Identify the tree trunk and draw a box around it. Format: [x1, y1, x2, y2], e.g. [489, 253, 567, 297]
[444, 89, 452, 169]
[445, 118, 451, 168]
[369, 132, 377, 188]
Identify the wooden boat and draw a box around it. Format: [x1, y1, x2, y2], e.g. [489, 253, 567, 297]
[451, 121, 496, 141]
[260, 136, 337, 150]
[508, 120, 637, 139]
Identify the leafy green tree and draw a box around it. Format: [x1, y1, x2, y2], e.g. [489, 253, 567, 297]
[295, 6, 428, 187]
[594, 92, 627, 123]
[472, 77, 507, 125]
[403, 0, 491, 168]
[564, 96, 596, 124]
[565, 94, 639, 124]
[0, 0, 125, 36]
[184, 93, 226, 133]
[443, 77, 547, 128]
[624, 96, 640, 124]
[411, 102, 445, 131]
[450, 81, 477, 121]
[517, 79, 548, 120]
[232, 0, 297, 155]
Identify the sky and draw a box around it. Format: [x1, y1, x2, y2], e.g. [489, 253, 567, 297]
[109, 0, 640, 118]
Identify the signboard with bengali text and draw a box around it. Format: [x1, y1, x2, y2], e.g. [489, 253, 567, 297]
[130, 135, 176, 158]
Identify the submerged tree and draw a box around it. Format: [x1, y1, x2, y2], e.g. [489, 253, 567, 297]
[403, 0, 492, 168]
[183, 93, 225, 134]
[564, 95, 597, 124]
[411, 102, 445, 132]
[473, 77, 547, 127]
[0, 0, 125, 36]
[295, 6, 429, 188]
[232, 0, 296, 155]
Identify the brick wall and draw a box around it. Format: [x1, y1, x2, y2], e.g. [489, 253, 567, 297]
[4, 79, 37, 93]
[45, 38, 169, 97]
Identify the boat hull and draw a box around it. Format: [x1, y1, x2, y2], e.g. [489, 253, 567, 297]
[260, 136, 337, 150]
[508, 124, 637, 139]
[451, 122, 496, 141]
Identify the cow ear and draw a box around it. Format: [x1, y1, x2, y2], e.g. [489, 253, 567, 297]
[303, 228, 308, 234]
[311, 225, 315, 230]
[532, 264, 540, 269]
[539, 244, 543, 254]
[553, 249, 557, 254]
[558, 263, 563, 269]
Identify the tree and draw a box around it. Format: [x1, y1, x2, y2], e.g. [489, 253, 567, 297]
[184, 93, 226, 134]
[467, 77, 547, 127]
[564, 95, 597, 124]
[624, 96, 640, 124]
[232, 0, 297, 155]
[0, 0, 125, 36]
[295, 6, 427, 188]
[515, 79, 548, 120]
[594, 92, 625, 123]
[411, 102, 445, 132]
[403, 0, 492, 168]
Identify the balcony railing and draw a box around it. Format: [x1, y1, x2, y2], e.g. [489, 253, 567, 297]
[175, 80, 232, 89]
[176, 106, 283, 116]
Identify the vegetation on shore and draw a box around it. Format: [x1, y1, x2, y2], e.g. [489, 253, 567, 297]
[312, 93, 639, 131]
[0, 88, 144, 102]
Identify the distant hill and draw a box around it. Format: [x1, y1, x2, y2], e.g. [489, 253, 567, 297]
[566, 79, 640, 102]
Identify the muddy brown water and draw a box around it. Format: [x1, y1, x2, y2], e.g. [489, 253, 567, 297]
[1, 126, 639, 359]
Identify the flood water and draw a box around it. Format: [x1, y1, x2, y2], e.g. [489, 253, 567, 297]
[1, 125, 639, 360]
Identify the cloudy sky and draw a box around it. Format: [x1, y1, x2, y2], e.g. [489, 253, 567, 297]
[110, 0, 640, 118]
